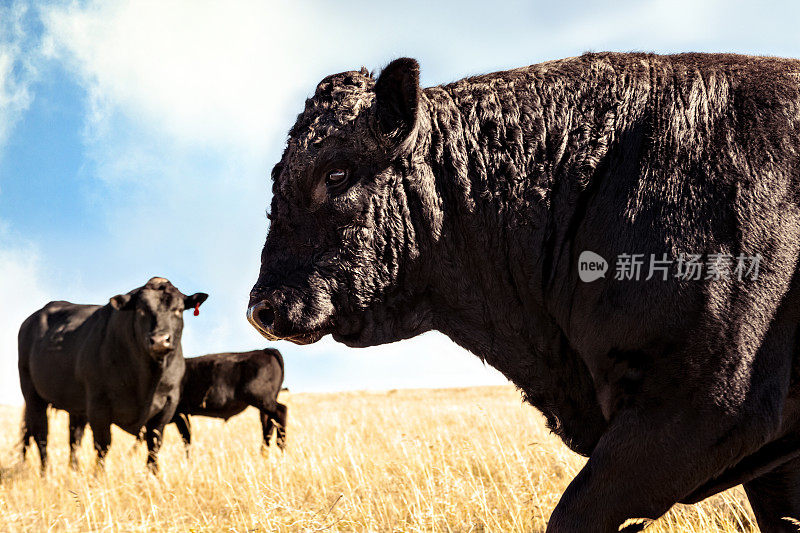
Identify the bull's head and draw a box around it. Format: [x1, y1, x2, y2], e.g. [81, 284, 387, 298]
[110, 276, 208, 360]
[248, 58, 438, 347]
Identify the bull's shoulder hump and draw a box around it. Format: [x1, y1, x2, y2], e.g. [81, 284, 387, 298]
[434, 52, 800, 95]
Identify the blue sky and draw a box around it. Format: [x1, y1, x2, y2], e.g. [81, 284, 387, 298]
[1, 0, 799, 405]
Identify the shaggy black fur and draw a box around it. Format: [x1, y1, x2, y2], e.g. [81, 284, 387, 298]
[248, 53, 800, 532]
[18, 277, 207, 472]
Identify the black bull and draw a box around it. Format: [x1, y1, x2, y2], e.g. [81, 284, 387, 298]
[247, 52, 800, 531]
[18, 277, 207, 472]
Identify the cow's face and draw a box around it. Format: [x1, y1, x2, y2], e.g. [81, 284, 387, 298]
[248, 58, 431, 347]
[110, 277, 208, 361]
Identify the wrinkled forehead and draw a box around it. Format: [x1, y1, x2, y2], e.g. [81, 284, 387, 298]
[285, 71, 376, 159]
[272, 70, 378, 200]
[292, 70, 375, 142]
[138, 278, 184, 310]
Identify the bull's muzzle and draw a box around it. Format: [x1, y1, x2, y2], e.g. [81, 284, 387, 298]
[247, 300, 280, 341]
[149, 333, 172, 355]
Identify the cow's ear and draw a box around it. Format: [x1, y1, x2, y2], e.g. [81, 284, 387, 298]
[375, 57, 421, 156]
[184, 292, 209, 311]
[109, 293, 133, 310]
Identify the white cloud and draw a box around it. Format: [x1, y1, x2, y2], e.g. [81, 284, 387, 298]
[0, 2, 36, 155]
[0, 232, 51, 405]
[42, 0, 318, 155]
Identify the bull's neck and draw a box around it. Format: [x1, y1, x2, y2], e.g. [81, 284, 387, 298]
[414, 69, 578, 354]
[405, 61, 626, 453]
[414, 59, 637, 348]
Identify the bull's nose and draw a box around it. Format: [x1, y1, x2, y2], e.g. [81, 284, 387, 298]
[150, 333, 171, 351]
[247, 300, 277, 338]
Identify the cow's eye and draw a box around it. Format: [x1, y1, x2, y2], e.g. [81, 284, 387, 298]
[325, 169, 348, 191]
[137, 308, 146, 316]
[174, 310, 181, 317]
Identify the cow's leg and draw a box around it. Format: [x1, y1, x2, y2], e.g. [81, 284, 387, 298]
[145, 399, 177, 473]
[24, 403, 48, 473]
[88, 399, 112, 469]
[68, 413, 87, 470]
[144, 420, 163, 474]
[20, 374, 48, 473]
[248, 392, 288, 452]
[274, 402, 288, 450]
[173, 413, 191, 456]
[743, 454, 800, 532]
[259, 410, 274, 451]
[545, 406, 774, 533]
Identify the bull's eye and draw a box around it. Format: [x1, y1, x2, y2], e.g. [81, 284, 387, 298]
[174, 310, 181, 317]
[137, 308, 146, 316]
[325, 169, 348, 191]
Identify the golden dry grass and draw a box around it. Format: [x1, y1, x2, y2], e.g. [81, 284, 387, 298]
[0, 386, 757, 532]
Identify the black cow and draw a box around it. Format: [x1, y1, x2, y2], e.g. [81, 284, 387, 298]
[166, 349, 287, 451]
[247, 53, 800, 531]
[18, 277, 207, 472]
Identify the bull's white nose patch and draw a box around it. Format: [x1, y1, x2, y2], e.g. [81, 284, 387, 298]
[578, 251, 608, 282]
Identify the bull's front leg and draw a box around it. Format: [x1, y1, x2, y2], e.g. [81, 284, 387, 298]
[87, 395, 112, 470]
[548, 297, 799, 532]
[145, 398, 178, 473]
[68, 413, 87, 470]
[545, 400, 777, 532]
[144, 422, 162, 474]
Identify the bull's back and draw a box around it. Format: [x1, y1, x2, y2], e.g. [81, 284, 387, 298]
[539, 55, 800, 337]
[18, 301, 104, 412]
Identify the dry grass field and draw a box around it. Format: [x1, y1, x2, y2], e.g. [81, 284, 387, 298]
[0, 386, 758, 532]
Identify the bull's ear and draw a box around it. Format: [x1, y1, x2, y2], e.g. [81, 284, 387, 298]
[184, 292, 209, 311]
[109, 293, 133, 310]
[375, 57, 421, 156]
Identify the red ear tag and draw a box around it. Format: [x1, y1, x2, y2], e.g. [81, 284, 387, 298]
[193, 303, 200, 316]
